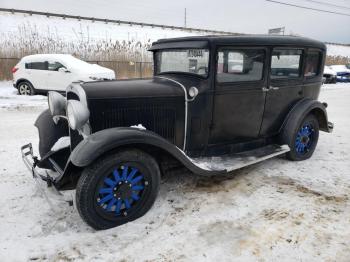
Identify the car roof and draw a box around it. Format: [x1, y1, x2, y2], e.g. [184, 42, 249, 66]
[21, 54, 74, 61]
[150, 34, 326, 50]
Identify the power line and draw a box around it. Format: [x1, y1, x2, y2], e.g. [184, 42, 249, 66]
[301, 0, 350, 10]
[266, 0, 350, 16]
[0, 8, 240, 35]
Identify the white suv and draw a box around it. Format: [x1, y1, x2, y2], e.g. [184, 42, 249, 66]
[12, 54, 116, 95]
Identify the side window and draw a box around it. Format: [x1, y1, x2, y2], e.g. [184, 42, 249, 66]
[271, 49, 303, 79]
[304, 51, 322, 77]
[25, 62, 47, 70]
[48, 62, 66, 71]
[217, 49, 265, 83]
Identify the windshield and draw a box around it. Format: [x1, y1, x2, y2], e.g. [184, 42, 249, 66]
[155, 49, 210, 77]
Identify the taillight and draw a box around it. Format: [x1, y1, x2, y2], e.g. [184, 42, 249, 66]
[12, 67, 18, 74]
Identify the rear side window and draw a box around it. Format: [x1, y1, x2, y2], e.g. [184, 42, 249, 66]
[25, 62, 47, 70]
[217, 49, 265, 83]
[304, 51, 322, 77]
[271, 49, 303, 79]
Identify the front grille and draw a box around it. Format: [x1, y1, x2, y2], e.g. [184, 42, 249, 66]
[89, 98, 178, 143]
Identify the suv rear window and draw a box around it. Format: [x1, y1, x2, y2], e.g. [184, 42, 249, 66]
[271, 49, 302, 79]
[304, 51, 322, 77]
[217, 49, 265, 83]
[25, 62, 48, 70]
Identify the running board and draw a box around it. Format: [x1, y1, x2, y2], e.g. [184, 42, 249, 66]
[191, 144, 290, 172]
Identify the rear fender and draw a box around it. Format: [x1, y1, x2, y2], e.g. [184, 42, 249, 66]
[280, 98, 332, 133]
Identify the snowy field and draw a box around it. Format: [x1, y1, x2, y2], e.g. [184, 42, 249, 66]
[0, 82, 350, 261]
[1, 12, 349, 57]
[0, 12, 201, 44]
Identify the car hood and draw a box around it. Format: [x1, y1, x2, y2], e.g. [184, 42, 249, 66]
[81, 77, 185, 99]
[330, 65, 350, 74]
[323, 66, 337, 76]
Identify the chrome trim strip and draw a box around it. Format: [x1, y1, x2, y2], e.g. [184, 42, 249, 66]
[156, 76, 189, 151]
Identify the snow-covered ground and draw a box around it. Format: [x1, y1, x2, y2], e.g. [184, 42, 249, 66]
[2, 12, 349, 59]
[0, 12, 201, 44]
[0, 82, 350, 261]
[327, 44, 350, 58]
[0, 81, 47, 109]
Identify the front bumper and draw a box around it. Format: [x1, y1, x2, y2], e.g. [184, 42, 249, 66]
[21, 143, 73, 207]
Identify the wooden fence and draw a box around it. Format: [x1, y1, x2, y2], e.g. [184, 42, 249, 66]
[0, 58, 153, 80]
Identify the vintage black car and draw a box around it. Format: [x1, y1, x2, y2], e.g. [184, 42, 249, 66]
[21, 35, 333, 230]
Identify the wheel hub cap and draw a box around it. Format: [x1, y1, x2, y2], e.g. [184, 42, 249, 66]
[114, 183, 132, 199]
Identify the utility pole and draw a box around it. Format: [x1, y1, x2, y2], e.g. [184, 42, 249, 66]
[184, 8, 187, 28]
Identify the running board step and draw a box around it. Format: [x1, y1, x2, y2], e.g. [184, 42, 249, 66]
[191, 144, 290, 172]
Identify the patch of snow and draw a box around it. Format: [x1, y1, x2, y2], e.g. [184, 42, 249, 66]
[51, 136, 70, 152]
[0, 12, 202, 44]
[0, 83, 350, 261]
[192, 145, 290, 172]
[130, 124, 146, 130]
[326, 44, 350, 58]
[0, 81, 47, 109]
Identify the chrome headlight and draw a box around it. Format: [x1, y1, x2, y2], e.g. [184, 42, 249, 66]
[67, 100, 90, 130]
[48, 91, 66, 116]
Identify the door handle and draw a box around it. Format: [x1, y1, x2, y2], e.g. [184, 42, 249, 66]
[270, 86, 279, 90]
[262, 87, 269, 92]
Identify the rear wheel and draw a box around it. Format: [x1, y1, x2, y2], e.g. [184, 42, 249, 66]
[282, 114, 319, 161]
[17, 81, 35, 95]
[76, 149, 160, 230]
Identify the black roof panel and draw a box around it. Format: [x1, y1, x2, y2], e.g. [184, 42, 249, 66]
[150, 34, 326, 50]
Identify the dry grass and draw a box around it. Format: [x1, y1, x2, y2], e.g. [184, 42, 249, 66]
[0, 24, 153, 80]
[0, 24, 349, 80]
[325, 56, 350, 66]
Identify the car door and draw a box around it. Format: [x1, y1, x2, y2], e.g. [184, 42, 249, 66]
[46, 61, 73, 91]
[260, 48, 305, 135]
[24, 61, 48, 90]
[208, 47, 267, 146]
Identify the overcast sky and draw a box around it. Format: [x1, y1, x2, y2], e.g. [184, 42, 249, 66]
[1, 0, 349, 43]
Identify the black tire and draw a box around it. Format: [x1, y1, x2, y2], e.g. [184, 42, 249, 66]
[17, 81, 35, 95]
[281, 114, 319, 161]
[76, 149, 161, 230]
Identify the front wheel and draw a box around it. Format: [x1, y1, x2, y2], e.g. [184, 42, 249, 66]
[282, 114, 319, 161]
[76, 149, 161, 230]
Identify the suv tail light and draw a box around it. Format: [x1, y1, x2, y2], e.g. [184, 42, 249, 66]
[11, 67, 18, 74]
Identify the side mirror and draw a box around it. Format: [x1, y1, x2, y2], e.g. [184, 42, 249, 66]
[58, 67, 70, 73]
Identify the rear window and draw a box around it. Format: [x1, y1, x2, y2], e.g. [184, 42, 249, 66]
[271, 49, 303, 79]
[304, 51, 322, 77]
[25, 62, 47, 70]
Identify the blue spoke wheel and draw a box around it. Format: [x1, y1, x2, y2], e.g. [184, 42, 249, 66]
[76, 149, 160, 230]
[295, 123, 314, 156]
[281, 114, 319, 161]
[95, 165, 147, 218]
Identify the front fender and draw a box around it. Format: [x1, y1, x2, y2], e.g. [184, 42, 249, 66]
[70, 127, 223, 176]
[280, 98, 333, 133]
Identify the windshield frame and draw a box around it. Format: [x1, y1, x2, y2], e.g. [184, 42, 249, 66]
[154, 48, 211, 79]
